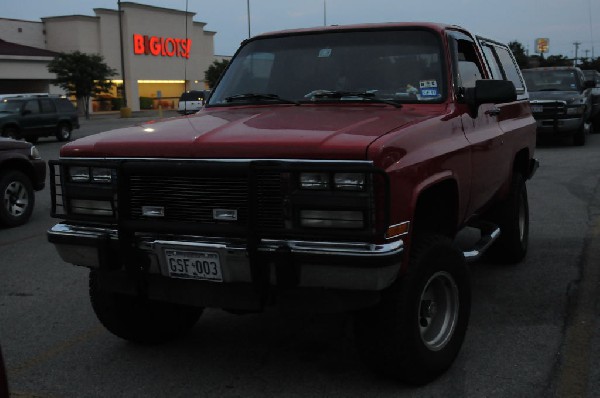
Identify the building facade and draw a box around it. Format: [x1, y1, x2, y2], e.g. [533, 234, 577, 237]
[0, 2, 227, 112]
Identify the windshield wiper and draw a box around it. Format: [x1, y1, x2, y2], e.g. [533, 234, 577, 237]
[224, 93, 299, 105]
[306, 90, 402, 108]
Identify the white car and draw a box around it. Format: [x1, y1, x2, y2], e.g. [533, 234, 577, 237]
[177, 90, 208, 114]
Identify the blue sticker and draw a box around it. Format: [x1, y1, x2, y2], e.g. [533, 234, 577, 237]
[419, 80, 439, 97]
[318, 48, 332, 58]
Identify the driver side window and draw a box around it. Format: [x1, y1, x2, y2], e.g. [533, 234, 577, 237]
[453, 36, 485, 88]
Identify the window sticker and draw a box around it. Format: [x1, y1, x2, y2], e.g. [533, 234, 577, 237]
[419, 80, 439, 97]
[318, 48, 332, 58]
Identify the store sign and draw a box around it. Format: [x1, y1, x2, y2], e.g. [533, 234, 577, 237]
[133, 34, 192, 59]
[535, 38, 549, 54]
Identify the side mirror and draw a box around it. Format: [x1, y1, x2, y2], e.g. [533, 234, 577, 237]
[465, 80, 517, 108]
[584, 80, 596, 89]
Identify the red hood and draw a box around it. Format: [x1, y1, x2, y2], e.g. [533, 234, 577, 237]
[60, 105, 436, 159]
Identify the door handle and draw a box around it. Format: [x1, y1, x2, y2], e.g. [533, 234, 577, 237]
[485, 108, 501, 116]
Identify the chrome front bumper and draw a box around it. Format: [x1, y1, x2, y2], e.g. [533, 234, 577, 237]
[48, 223, 403, 291]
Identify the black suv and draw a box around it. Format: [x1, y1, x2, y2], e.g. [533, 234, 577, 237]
[522, 67, 596, 145]
[0, 95, 80, 143]
[0, 137, 46, 227]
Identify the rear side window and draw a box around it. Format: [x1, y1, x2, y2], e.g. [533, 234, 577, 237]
[481, 45, 503, 80]
[55, 98, 76, 112]
[494, 47, 525, 92]
[478, 40, 526, 94]
[40, 98, 57, 113]
[24, 100, 40, 114]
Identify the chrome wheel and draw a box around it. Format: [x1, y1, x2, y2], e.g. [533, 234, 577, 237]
[3, 180, 29, 217]
[418, 271, 459, 351]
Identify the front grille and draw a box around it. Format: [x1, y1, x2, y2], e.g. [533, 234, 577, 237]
[127, 172, 284, 229]
[531, 101, 566, 118]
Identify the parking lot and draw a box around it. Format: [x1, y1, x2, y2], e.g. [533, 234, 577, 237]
[0, 113, 599, 397]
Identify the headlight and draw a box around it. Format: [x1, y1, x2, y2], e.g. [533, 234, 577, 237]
[334, 173, 366, 191]
[69, 166, 90, 182]
[91, 168, 113, 183]
[299, 172, 367, 191]
[300, 172, 330, 190]
[566, 105, 585, 115]
[68, 166, 113, 183]
[299, 210, 364, 229]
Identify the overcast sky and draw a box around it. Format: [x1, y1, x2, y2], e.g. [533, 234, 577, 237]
[3, 0, 599, 59]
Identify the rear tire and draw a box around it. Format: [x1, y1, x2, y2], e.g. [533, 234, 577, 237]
[354, 234, 470, 385]
[89, 270, 204, 344]
[55, 123, 72, 141]
[486, 173, 529, 263]
[0, 170, 35, 227]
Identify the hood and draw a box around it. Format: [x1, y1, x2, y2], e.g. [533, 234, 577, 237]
[60, 105, 436, 159]
[529, 90, 585, 104]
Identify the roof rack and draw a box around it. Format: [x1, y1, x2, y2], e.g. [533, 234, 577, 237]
[0, 93, 64, 100]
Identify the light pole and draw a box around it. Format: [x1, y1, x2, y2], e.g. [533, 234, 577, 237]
[247, 0, 251, 38]
[324, 0, 327, 26]
[117, 0, 130, 116]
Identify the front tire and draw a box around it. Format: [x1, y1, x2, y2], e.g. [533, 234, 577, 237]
[89, 270, 204, 344]
[2, 127, 19, 140]
[0, 170, 34, 227]
[573, 122, 587, 146]
[354, 235, 470, 385]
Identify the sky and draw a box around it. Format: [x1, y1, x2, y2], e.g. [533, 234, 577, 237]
[2, 0, 599, 59]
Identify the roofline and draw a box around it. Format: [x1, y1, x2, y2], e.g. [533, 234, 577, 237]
[253, 22, 461, 40]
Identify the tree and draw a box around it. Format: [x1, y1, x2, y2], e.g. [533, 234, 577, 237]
[508, 41, 529, 69]
[541, 55, 572, 67]
[204, 59, 230, 89]
[48, 51, 116, 119]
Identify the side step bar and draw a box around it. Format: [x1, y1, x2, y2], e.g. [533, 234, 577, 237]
[462, 222, 501, 262]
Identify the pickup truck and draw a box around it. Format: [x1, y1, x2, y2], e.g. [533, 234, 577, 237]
[523, 66, 596, 145]
[47, 22, 538, 384]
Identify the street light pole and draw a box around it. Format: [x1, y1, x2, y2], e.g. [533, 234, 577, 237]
[247, 0, 251, 38]
[117, 0, 129, 115]
[324, 0, 327, 26]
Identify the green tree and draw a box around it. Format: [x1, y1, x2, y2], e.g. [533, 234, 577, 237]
[579, 57, 600, 72]
[508, 41, 529, 69]
[540, 54, 572, 67]
[204, 59, 230, 89]
[48, 51, 116, 119]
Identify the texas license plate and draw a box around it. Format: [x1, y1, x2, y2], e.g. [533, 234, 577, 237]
[164, 249, 223, 282]
[530, 105, 543, 113]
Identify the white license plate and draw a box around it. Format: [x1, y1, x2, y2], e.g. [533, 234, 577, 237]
[164, 249, 223, 282]
[530, 105, 543, 113]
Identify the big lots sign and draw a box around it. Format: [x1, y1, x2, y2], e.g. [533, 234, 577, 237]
[133, 34, 192, 58]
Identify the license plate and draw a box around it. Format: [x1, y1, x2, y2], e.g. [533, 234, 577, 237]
[530, 105, 543, 113]
[164, 249, 223, 282]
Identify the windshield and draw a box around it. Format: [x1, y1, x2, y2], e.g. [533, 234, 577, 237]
[0, 100, 22, 113]
[523, 70, 580, 92]
[208, 29, 445, 106]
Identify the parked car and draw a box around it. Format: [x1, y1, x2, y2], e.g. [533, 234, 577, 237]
[583, 69, 600, 132]
[177, 90, 209, 114]
[0, 137, 46, 227]
[47, 22, 537, 384]
[522, 66, 596, 145]
[0, 95, 80, 143]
